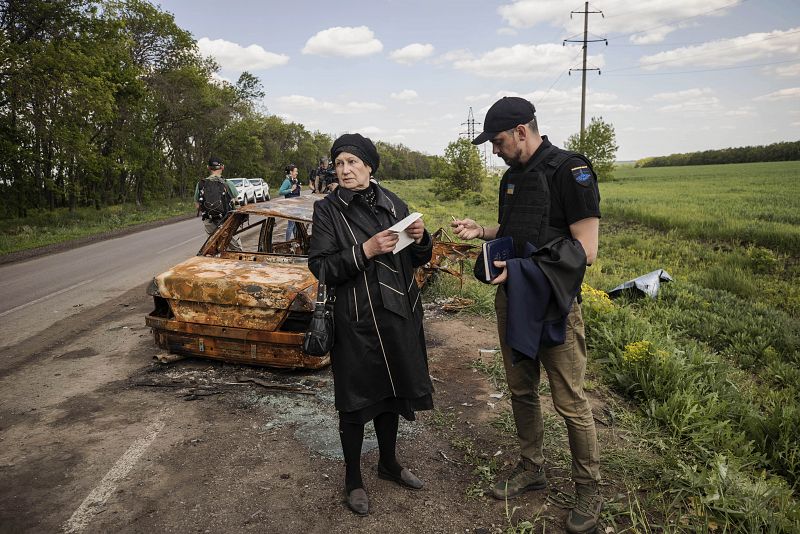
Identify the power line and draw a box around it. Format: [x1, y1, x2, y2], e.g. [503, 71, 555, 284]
[538, 48, 585, 105]
[604, 28, 800, 73]
[602, 0, 747, 42]
[563, 1, 607, 139]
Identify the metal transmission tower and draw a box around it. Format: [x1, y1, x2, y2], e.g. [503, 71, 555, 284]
[563, 1, 607, 142]
[460, 107, 490, 169]
[459, 107, 478, 140]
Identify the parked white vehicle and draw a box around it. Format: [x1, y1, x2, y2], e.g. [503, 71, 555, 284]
[248, 178, 270, 201]
[226, 178, 256, 204]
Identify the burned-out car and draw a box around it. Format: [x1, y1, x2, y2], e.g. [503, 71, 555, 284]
[146, 195, 328, 369]
[145, 194, 477, 370]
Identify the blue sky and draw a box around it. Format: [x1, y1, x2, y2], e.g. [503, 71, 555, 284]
[154, 0, 800, 161]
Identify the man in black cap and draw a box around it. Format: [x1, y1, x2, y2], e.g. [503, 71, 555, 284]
[194, 156, 242, 252]
[452, 96, 601, 534]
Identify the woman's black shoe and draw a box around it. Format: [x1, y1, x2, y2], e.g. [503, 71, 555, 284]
[377, 464, 424, 490]
[346, 488, 369, 515]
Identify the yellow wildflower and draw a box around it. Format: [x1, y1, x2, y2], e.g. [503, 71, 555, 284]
[623, 340, 669, 363]
[581, 283, 615, 313]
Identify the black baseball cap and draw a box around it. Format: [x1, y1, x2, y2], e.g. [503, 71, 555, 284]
[208, 156, 223, 168]
[472, 96, 536, 145]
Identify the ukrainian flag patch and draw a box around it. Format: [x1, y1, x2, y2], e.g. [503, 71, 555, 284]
[506, 183, 515, 195]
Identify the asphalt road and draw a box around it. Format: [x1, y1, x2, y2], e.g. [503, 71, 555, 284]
[0, 218, 208, 349]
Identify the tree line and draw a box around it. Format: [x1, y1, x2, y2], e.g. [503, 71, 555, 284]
[0, 0, 438, 219]
[635, 140, 800, 168]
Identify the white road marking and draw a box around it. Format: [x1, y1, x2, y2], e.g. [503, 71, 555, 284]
[0, 279, 95, 318]
[62, 410, 169, 533]
[156, 234, 203, 254]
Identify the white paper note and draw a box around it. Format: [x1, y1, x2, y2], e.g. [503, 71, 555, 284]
[387, 212, 423, 254]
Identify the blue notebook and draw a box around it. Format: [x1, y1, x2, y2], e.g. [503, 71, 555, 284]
[482, 236, 514, 281]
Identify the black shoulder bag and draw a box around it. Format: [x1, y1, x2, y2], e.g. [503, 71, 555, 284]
[302, 263, 335, 356]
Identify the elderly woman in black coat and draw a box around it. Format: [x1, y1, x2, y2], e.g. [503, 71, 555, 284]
[308, 133, 434, 516]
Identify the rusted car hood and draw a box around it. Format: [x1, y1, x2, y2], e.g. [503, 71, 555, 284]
[153, 255, 316, 309]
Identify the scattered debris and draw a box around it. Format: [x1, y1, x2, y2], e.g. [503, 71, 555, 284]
[438, 450, 464, 465]
[608, 269, 672, 299]
[441, 297, 475, 312]
[235, 375, 316, 395]
[153, 353, 186, 364]
[416, 228, 479, 289]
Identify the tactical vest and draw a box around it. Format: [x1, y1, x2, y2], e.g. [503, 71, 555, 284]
[497, 145, 594, 256]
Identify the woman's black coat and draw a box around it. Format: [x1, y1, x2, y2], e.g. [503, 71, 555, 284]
[308, 184, 434, 413]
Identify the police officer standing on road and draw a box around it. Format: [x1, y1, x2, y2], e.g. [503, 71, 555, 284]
[194, 156, 242, 252]
[452, 97, 602, 534]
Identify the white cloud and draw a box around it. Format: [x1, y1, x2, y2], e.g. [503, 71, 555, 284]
[643, 87, 722, 113]
[770, 63, 800, 77]
[434, 49, 472, 64]
[345, 101, 385, 112]
[621, 126, 668, 132]
[358, 126, 382, 135]
[276, 95, 384, 114]
[197, 37, 289, 71]
[658, 97, 721, 113]
[498, 0, 740, 44]
[210, 72, 233, 85]
[450, 43, 603, 79]
[593, 103, 639, 112]
[754, 87, 800, 101]
[497, 0, 566, 29]
[497, 27, 518, 36]
[640, 27, 800, 70]
[302, 26, 383, 57]
[724, 106, 757, 117]
[390, 89, 419, 101]
[398, 128, 419, 134]
[389, 43, 434, 64]
[648, 88, 714, 102]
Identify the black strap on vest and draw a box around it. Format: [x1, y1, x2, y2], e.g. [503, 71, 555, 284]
[498, 147, 594, 254]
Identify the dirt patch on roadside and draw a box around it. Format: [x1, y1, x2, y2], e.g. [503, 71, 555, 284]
[0, 296, 627, 533]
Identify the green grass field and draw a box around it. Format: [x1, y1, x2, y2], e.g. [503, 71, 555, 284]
[605, 161, 800, 255]
[0, 199, 194, 255]
[386, 160, 800, 532]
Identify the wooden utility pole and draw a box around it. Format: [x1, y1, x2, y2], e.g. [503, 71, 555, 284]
[564, 2, 606, 142]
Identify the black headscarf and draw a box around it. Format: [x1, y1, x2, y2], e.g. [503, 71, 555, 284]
[330, 133, 380, 175]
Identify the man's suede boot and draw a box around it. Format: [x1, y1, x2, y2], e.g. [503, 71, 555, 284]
[566, 482, 602, 534]
[491, 458, 546, 500]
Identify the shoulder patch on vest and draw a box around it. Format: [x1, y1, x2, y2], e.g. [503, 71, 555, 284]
[506, 183, 515, 195]
[571, 165, 593, 187]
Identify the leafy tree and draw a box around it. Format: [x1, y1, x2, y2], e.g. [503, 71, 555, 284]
[635, 140, 800, 167]
[432, 138, 485, 200]
[0, 0, 438, 219]
[564, 116, 618, 181]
